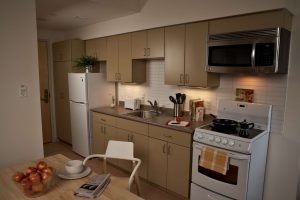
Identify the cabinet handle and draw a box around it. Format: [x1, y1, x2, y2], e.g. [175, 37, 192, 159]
[164, 134, 172, 139]
[103, 127, 106, 134]
[180, 74, 184, 84]
[131, 135, 134, 143]
[100, 118, 106, 122]
[118, 73, 121, 81]
[163, 144, 166, 154]
[128, 134, 130, 141]
[144, 48, 146, 56]
[147, 48, 150, 56]
[167, 145, 171, 155]
[115, 73, 118, 81]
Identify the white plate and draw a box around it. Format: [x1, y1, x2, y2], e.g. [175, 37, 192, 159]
[57, 166, 91, 180]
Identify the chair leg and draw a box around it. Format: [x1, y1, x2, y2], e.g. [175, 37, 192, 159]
[133, 161, 141, 196]
[103, 158, 107, 173]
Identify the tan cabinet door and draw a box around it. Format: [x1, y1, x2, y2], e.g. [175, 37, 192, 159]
[92, 122, 106, 154]
[85, 39, 97, 58]
[53, 41, 71, 61]
[165, 25, 185, 85]
[167, 143, 191, 197]
[107, 36, 119, 81]
[131, 132, 149, 179]
[115, 128, 132, 171]
[147, 28, 164, 59]
[118, 33, 132, 83]
[96, 37, 107, 61]
[185, 22, 209, 87]
[148, 138, 167, 187]
[209, 9, 292, 34]
[131, 31, 147, 59]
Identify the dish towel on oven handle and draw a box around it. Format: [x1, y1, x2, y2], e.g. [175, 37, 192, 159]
[199, 147, 229, 175]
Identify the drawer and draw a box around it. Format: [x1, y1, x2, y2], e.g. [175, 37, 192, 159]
[92, 112, 116, 126]
[149, 125, 191, 147]
[116, 118, 148, 136]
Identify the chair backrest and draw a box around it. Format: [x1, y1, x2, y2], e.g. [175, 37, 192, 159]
[105, 140, 134, 160]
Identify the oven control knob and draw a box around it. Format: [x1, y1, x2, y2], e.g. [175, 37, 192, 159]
[222, 139, 228, 145]
[229, 140, 235, 146]
[208, 135, 214, 141]
[215, 137, 221, 143]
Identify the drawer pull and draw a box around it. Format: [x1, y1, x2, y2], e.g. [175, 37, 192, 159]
[164, 134, 172, 138]
[167, 145, 171, 155]
[100, 118, 106, 122]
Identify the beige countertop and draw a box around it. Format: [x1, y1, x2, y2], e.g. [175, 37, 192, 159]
[91, 106, 214, 134]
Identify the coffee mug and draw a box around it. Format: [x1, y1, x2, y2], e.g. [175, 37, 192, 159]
[65, 160, 83, 174]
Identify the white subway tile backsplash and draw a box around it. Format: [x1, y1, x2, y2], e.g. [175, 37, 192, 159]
[118, 60, 287, 135]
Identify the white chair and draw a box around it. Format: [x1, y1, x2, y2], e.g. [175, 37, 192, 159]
[83, 140, 142, 195]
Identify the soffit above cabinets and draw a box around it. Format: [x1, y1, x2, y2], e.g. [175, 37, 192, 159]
[36, 0, 148, 31]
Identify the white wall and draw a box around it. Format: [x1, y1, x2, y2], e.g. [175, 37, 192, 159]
[66, 0, 295, 40]
[64, 0, 300, 199]
[0, 0, 44, 168]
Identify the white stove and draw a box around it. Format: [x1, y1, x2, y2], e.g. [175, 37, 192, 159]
[190, 100, 272, 200]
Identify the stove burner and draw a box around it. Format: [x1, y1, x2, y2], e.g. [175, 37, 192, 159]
[239, 129, 250, 138]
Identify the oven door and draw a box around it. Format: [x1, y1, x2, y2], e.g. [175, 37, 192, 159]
[191, 142, 250, 200]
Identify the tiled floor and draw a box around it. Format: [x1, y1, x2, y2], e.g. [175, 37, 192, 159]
[44, 141, 183, 200]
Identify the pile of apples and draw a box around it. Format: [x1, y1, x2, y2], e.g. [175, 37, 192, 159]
[12, 161, 54, 196]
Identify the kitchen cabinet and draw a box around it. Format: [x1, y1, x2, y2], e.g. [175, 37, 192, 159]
[85, 37, 107, 61]
[92, 113, 149, 179]
[52, 39, 84, 144]
[209, 9, 292, 34]
[148, 125, 191, 197]
[185, 22, 219, 87]
[131, 28, 164, 59]
[165, 23, 219, 87]
[106, 34, 146, 83]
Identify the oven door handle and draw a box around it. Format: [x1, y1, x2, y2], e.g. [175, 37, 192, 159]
[196, 146, 250, 160]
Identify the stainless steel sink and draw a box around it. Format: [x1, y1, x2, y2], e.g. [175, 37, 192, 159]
[125, 110, 158, 119]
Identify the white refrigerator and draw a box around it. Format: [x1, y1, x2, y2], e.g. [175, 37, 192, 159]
[68, 73, 114, 157]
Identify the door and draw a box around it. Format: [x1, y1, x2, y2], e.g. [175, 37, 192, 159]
[106, 36, 119, 81]
[69, 101, 89, 157]
[92, 122, 105, 154]
[147, 28, 164, 58]
[38, 41, 52, 143]
[68, 73, 87, 103]
[185, 22, 208, 87]
[148, 138, 167, 187]
[118, 33, 132, 82]
[167, 143, 191, 197]
[131, 30, 147, 59]
[192, 142, 250, 200]
[165, 25, 185, 85]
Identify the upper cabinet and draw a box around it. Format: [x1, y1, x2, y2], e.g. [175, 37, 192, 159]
[131, 28, 164, 59]
[209, 9, 292, 34]
[53, 40, 84, 62]
[165, 23, 219, 87]
[106, 33, 146, 83]
[85, 37, 107, 61]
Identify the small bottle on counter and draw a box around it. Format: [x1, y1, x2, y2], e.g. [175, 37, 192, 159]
[111, 96, 115, 108]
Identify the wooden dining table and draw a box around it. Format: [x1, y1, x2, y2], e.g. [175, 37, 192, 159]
[0, 154, 144, 200]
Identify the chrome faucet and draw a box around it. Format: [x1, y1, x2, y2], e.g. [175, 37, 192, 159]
[148, 100, 161, 114]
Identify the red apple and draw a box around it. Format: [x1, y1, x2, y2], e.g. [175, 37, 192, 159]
[12, 172, 25, 183]
[20, 178, 31, 190]
[28, 173, 41, 183]
[36, 161, 47, 171]
[42, 166, 54, 175]
[25, 167, 37, 176]
[32, 182, 44, 192]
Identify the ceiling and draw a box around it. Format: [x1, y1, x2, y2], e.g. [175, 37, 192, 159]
[36, 0, 148, 31]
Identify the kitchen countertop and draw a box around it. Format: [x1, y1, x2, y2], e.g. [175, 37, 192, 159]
[91, 106, 214, 134]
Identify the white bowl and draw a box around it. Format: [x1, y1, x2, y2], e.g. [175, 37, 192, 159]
[65, 160, 83, 174]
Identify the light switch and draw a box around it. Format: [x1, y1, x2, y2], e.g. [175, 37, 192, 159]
[19, 84, 27, 97]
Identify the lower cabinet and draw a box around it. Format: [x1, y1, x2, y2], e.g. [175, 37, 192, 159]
[148, 137, 191, 198]
[92, 112, 191, 198]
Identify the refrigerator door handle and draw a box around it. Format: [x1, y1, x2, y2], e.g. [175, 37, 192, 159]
[70, 100, 86, 104]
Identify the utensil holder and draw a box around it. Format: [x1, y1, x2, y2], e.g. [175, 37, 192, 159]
[173, 103, 184, 117]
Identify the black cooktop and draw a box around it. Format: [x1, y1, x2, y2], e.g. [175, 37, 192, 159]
[200, 124, 265, 139]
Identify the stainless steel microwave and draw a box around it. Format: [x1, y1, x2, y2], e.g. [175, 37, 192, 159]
[206, 27, 291, 74]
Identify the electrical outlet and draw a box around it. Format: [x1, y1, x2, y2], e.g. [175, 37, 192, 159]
[19, 85, 27, 97]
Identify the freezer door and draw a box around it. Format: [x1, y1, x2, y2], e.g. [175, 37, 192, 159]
[68, 73, 87, 103]
[70, 101, 90, 157]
